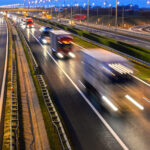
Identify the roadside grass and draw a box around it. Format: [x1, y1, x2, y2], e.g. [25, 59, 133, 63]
[16, 27, 63, 150]
[73, 36, 99, 48]
[134, 63, 150, 82]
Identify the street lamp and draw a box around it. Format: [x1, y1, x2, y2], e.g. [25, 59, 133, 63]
[87, 0, 89, 24]
[70, 0, 73, 24]
[115, 0, 118, 27]
[50, 0, 53, 17]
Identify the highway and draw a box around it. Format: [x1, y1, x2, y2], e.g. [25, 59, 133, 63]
[0, 18, 7, 95]
[18, 22, 150, 150]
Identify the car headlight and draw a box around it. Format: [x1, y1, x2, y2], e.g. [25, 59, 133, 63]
[40, 27, 44, 32]
[42, 39, 47, 44]
[68, 52, 76, 58]
[57, 52, 64, 58]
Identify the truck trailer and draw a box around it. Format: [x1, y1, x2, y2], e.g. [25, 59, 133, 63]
[50, 30, 75, 58]
[81, 49, 134, 112]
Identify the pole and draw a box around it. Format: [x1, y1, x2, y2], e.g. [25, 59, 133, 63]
[115, 0, 118, 27]
[28, 0, 29, 9]
[24, 0, 25, 8]
[51, 0, 53, 17]
[71, 0, 73, 24]
[122, 7, 124, 28]
[87, 0, 89, 24]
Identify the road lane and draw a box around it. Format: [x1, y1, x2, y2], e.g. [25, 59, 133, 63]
[0, 19, 7, 94]
[19, 23, 150, 150]
[19, 24, 125, 150]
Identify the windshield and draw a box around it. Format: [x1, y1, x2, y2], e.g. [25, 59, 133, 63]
[58, 43, 72, 49]
[42, 31, 50, 37]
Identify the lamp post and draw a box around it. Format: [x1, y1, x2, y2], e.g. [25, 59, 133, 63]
[115, 0, 118, 27]
[28, 0, 29, 9]
[51, 0, 53, 17]
[87, 0, 89, 24]
[122, 7, 124, 28]
[71, 0, 73, 23]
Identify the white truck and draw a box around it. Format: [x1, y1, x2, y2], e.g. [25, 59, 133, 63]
[50, 30, 75, 58]
[81, 49, 134, 112]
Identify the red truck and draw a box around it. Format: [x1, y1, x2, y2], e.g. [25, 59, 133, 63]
[26, 18, 34, 28]
[50, 30, 75, 58]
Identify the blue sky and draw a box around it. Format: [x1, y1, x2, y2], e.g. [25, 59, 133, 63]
[0, 0, 149, 8]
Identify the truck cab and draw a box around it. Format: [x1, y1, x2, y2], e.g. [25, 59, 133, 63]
[26, 18, 34, 28]
[50, 30, 75, 59]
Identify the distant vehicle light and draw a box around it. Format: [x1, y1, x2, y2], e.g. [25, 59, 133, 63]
[42, 39, 47, 44]
[40, 27, 45, 32]
[40, 26, 53, 32]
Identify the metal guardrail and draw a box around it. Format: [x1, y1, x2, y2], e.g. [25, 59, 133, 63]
[10, 34, 19, 150]
[16, 25, 72, 150]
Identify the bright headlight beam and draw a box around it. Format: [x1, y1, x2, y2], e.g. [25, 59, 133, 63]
[57, 52, 64, 58]
[42, 39, 47, 44]
[125, 95, 144, 110]
[68, 52, 76, 58]
[102, 96, 118, 111]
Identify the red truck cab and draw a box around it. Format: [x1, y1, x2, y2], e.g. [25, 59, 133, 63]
[26, 18, 34, 28]
[50, 30, 75, 58]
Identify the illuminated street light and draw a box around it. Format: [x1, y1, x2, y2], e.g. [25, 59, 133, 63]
[87, 0, 89, 24]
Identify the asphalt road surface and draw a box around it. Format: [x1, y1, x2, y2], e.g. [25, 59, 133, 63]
[19, 22, 150, 150]
[0, 19, 7, 96]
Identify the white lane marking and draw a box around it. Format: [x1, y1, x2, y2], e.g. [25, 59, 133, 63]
[132, 75, 150, 87]
[78, 80, 86, 88]
[30, 31, 129, 150]
[0, 20, 8, 121]
[125, 95, 144, 110]
[143, 97, 150, 103]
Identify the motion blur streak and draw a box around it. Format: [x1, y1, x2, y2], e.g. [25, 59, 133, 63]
[102, 96, 118, 111]
[125, 95, 144, 110]
[143, 97, 150, 103]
